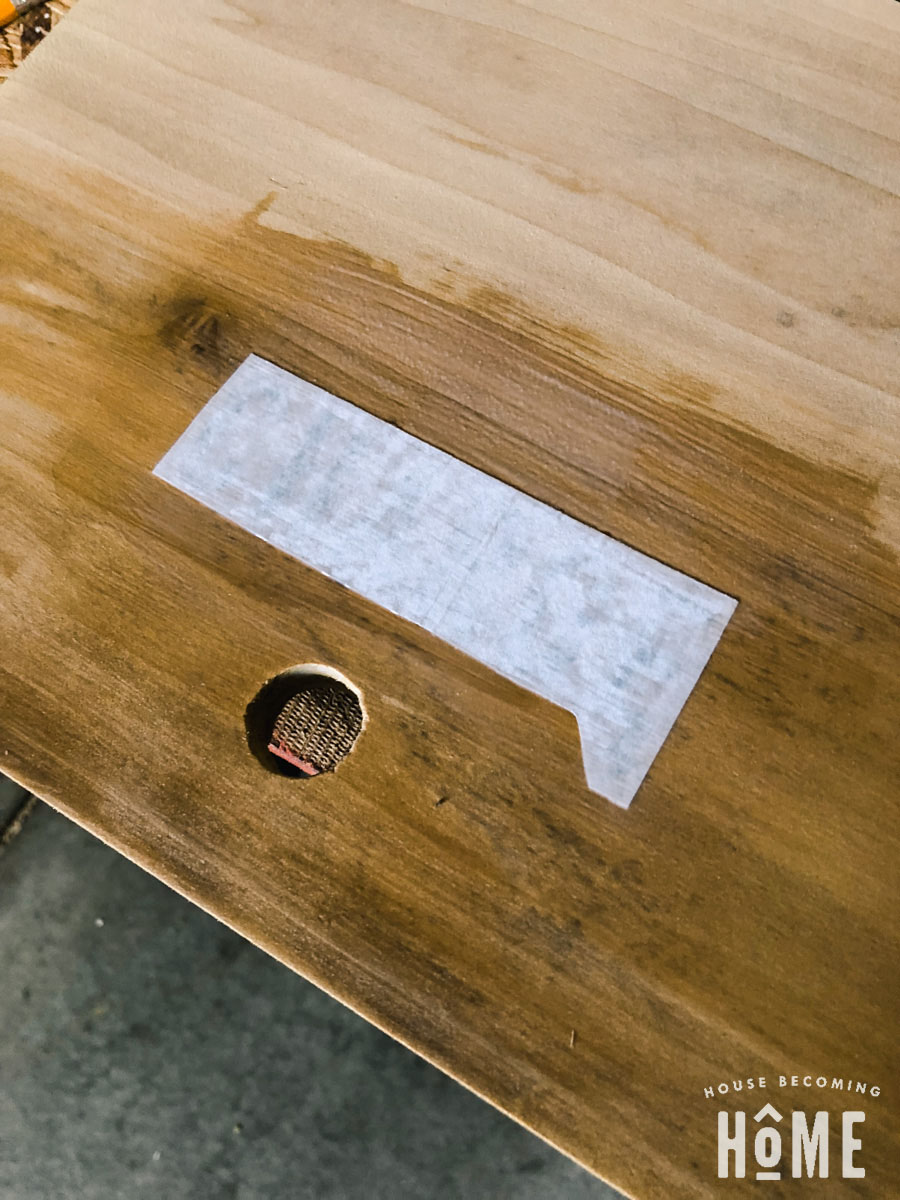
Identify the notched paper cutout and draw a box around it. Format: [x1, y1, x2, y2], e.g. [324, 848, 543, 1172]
[155, 355, 736, 806]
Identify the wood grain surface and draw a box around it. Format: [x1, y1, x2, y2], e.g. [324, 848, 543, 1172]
[1, 1, 898, 1195]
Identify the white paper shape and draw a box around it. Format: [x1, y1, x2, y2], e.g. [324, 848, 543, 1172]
[155, 355, 736, 805]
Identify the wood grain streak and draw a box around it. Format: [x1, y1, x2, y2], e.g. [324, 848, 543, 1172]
[1, 2, 898, 1195]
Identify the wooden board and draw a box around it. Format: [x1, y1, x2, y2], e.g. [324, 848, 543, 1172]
[1, 1, 898, 1194]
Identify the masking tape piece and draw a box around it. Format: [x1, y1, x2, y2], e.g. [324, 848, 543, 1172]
[155, 355, 736, 806]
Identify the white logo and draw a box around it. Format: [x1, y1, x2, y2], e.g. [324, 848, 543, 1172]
[704, 1073, 879, 1182]
[718, 1103, 864, 1181]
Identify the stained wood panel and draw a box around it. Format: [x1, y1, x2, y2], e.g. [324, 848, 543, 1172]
[1, 2, 898, 1195]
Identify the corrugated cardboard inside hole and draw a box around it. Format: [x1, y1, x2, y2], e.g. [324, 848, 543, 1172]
[245, 665, 365, 778]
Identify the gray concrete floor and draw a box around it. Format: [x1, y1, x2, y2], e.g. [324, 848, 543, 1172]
[0, 778, 622, 1200]
[0, 777, 29, 830]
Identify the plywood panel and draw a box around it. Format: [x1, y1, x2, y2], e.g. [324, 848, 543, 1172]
[1, 1, 898, 1195]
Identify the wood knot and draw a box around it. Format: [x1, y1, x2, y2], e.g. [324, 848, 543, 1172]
[160, 297, 229, 367]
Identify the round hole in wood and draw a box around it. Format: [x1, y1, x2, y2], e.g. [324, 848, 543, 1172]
[244, 665, 366, 778]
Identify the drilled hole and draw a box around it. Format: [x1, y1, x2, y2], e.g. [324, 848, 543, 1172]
[245, 666, 365, 778]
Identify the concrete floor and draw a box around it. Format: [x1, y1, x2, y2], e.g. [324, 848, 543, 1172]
[0, 778, 622, 1200]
